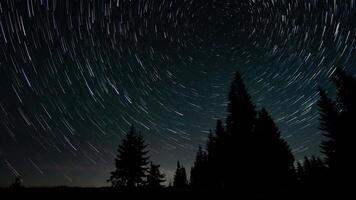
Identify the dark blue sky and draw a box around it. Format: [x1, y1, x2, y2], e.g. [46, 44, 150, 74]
[0, 0, 355, 187]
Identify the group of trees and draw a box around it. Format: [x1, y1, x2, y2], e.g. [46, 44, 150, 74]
[295, 66, 355, 192]
[188, 71, 295, 193]
[108, 66, 354, 194]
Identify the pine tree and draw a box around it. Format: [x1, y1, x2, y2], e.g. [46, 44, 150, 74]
[317, 66, 356, 194]
[253, 108, 295, 190]
[206, 130, 216, 161]
[173, 161, 188, 189]
[325, 66, 355, 186]
[190, 146, 208, 189]
[296, 156, 327, 190]
[225, 71, 256, 189]
[146, 162, 165, 188]
[226, 71, 256, 135]
[206, 120, 227, 189]
[215, 119, 226, 139]
[318, 88, 338, 169]
[108, 126, 149, 188]
[332, 66, 356, 113]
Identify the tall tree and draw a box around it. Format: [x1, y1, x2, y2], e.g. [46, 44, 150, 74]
[206, 120, 227, 189]
[318, 88, 338, 169]
[332, 66, 356, 113]
[297, 157, 327, 185]
[108, 126, 149, 188]
[296, 156, 327, 193]
[253, 108, 296, 190]
[173, 161, 188, 189]
[146, 162, 165, 188]
[226, 71, 256, 135]
[190, 146, 209, 189]
[319, 66, 356, 187]
[225, 71, 257, 189]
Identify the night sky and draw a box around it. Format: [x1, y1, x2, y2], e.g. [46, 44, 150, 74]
[0, 0, 355, 187]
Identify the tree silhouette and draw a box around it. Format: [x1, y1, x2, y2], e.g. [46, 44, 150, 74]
[205, 120, 228, 189]
[108, 126, 149, 188]
[318, 88, 338, 170]
[252, 108, 296, 191]
[173, 161, 188, 189]
[225, 71, 257, 189]
[332, 66, 356, 178]
[190, 146, 209, 189]
[332, 66, 356, 113]
[296, 156, 327, 193]
[9, 177, 24, 189]
[146, 162, 165, 189]
[226, 71, 256, 135]
[318, 66, 356, 191]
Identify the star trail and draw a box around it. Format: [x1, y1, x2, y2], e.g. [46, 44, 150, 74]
[0, 0, 355, 187]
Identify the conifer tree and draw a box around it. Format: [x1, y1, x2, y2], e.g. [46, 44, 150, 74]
[108, 126, 149, 188]
[146, 162, 165, 188]
[173, 161, 188, 188]
[226, 72, 256, 135]
[318, 88, 338, 169]
[225, 71, 257, 189]
[190, 147, 208, 189]
[319, 66, 356, 187]
[253, 108, 295, 190]
[296, 156, 327, 190]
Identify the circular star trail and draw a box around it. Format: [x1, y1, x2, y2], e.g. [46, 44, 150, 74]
[0, 0, 355, 187]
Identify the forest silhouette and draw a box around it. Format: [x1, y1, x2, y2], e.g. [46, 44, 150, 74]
[3, 65, 354, 197]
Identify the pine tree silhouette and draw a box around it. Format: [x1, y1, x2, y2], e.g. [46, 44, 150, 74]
[225, 71, 256, 189]
[318, 66, 356, 193]
[205, 120, 227, 189]
[146, 162, 165, 189]
[108, 125, 149, 188]
[332, 66, 356, 113]
[226, 71, 256, 135]
[173, 161, 188, 189]
[296, 156, 327, 192]
[190, 146, 209, 189]
[332, 66, 356, 178]
[252, 108, 296, 191]
[318, 88, 338, 170]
